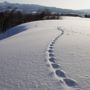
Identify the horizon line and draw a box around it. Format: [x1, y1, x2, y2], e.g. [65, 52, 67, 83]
[0, 1, 90, 10]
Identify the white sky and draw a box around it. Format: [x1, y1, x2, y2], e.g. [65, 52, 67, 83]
[0, 0, 90, 10]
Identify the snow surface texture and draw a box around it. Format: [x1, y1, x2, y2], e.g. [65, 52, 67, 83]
[0, 16, 90, 90]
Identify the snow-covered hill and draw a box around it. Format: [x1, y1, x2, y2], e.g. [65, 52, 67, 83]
[0, 17, 90, 90]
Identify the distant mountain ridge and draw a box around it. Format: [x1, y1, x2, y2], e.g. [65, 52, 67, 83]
[79, 9, 90, 15]
[0, 2, 90, 15]
[0, 2, 45, 13]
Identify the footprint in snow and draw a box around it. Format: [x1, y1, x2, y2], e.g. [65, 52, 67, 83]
[64, 78, 78, 87]
[51, 63, 60, 69]
[50, 44, 54, 47]
[55, 70, 66, 78]
[48, 50, 54, 53]
[49, 46, 54, 49]
[49, 53, 55, 57]
[49, 57, 56, 63]
[51, 40, 55, 44]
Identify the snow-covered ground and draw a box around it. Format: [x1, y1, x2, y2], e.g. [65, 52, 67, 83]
[55, 17, 90, 90]
[0, 16, 90, 90]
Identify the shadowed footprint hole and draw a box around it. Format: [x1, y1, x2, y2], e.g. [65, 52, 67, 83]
[64, 78, 78, 87]
[49, 46, 54, 49]
[48, 50, 54, 53]
[51, 42, 55, 44]
[51, 63, 60, 68]
[49, 53, 55, 57]
[55, 70, 66, 78]
[50, 44, 53, 46]
[49, 58, 56, 63]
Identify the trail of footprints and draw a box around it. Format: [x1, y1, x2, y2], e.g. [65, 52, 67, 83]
[46, 27, 81, 89]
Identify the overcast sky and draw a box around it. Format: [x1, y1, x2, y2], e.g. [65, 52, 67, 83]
[0, 0, 90, 10]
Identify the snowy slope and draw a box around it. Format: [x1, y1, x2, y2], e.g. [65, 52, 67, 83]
[0, 17, 90, 90]
[0, 20, 64, 90]
[55, 17, 90, 90]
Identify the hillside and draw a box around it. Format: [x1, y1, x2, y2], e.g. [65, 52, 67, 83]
[1, 17, 90, 90]
[0, 1, 82, 15]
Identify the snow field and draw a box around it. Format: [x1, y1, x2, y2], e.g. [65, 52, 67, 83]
[0, 17, 90, 90]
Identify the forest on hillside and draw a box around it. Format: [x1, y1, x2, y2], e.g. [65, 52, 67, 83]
[0, 8, 60, 33]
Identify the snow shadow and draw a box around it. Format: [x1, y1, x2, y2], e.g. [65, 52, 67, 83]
[0, 24, 29, 40]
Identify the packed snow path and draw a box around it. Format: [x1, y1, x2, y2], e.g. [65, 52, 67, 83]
[0, 17, 90, 90]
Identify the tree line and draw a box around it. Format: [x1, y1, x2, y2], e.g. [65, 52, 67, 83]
[84, 14, 90, 18]
[0, 9, 60, 33]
